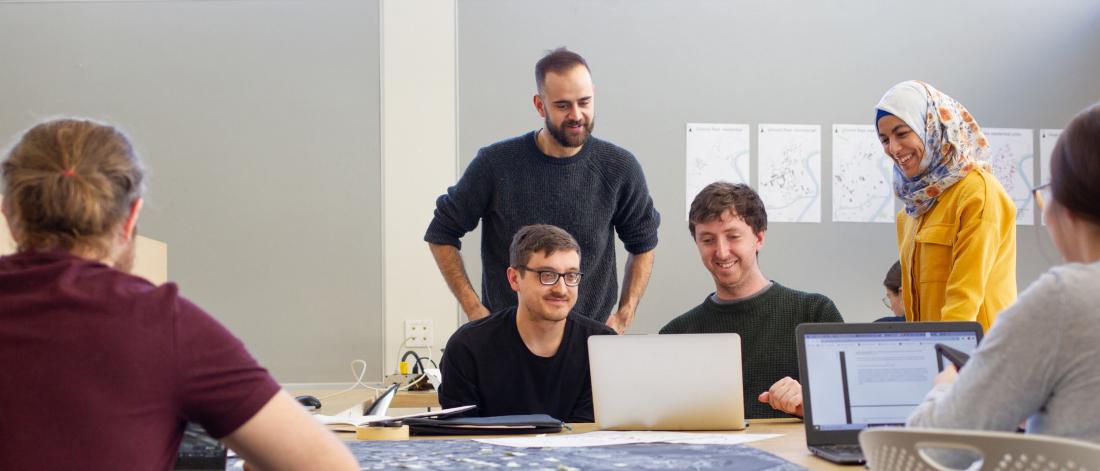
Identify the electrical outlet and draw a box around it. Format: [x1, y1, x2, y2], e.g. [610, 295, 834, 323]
[404, 320, 433, 347]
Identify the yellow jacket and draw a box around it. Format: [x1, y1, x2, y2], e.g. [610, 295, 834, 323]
[896, 168, 1017, 331]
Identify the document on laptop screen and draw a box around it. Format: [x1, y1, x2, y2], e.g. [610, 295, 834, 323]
[803, 331, 978, 431]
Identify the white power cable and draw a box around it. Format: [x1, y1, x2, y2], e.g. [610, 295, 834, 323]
[316, 359, 386, 401]
[318, 337, 436, 401]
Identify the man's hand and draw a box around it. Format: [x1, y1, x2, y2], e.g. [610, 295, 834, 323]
[429, 243, 490, 322]
[609, 250, 654, 335]
[757, 376, 803, 417]
[933, 364, 958, 386]
[605, 308, 633, 334]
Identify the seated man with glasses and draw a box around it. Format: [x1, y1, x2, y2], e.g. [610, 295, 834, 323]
[439, 224, 615, 422]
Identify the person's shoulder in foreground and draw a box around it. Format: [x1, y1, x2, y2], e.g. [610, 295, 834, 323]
[907, 261, 1100, 441]
[0, 118, 357, 470]
[907, 101, 1100, 444]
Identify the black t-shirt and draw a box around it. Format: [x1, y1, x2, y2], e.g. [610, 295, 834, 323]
[439, 307, 615, 422]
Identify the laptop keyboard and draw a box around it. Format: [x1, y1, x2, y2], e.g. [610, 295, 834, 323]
[174, 423, 227, 470]
[812, 443, 866, 463]
[815, 444, 863, 455]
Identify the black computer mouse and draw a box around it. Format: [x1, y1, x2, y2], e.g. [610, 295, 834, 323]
[295, 395, 322, 412]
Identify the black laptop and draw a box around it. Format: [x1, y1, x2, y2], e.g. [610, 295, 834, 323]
[795, 322, 983, 465]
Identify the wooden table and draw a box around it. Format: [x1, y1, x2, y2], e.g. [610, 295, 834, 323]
[296, 388, 847, 470]
[722, 420, 848, 470]
[437, 421, 848, 470]
[290, 387, 440, 414]
[389, 390, 440, 409]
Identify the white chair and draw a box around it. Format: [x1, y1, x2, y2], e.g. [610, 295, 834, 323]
[859, 428, 1100, 471]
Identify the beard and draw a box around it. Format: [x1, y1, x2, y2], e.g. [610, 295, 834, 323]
[544, 114, 595, 149]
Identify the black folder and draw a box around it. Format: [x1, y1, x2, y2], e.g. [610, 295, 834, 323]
[404, 414, 565, 436]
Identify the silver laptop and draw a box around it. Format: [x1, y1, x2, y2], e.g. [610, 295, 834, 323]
[588, 333, 745, 430]
[796, 322, 983, 464]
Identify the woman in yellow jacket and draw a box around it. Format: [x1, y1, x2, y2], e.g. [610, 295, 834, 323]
[874, 81, 1016, 331]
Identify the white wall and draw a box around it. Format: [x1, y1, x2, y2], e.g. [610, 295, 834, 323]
[381, 0, 460, 373]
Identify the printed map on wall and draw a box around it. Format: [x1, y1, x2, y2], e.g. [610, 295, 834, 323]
[832, 124, 894, 223]
[758, 124, 821, 223]
[685, 123, 750, 218]
[1039, 129, 1062, 185]
[984, 128, 1035, 226]
[1038, 129, 1062, 225]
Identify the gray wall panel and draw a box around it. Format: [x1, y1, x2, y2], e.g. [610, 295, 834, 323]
[0, 0, 383, 382]
[457, 0, 1100, 332]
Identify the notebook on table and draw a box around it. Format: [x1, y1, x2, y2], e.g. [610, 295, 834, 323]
[588, 333, 745, 431]
[795, 321, 983, 464]
[315, 383, 475, 430]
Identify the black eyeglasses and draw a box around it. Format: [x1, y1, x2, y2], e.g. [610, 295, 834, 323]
[515, 266, 583, 286]
[1033, 183, 1052, 210]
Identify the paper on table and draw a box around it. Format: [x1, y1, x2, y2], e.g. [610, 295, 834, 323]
[474, 430, 781, 448]
[314, 404, 475, 428]
[315, 414, 391, 428]
[666, 434, 782, 446]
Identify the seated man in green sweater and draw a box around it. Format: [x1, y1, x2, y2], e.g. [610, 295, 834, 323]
[660, 182, 843, 419]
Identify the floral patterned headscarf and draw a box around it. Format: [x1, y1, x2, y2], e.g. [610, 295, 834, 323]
[875, 81, 991, 217]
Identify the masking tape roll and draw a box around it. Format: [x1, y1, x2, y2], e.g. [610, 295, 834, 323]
[355, 424, 410, 441]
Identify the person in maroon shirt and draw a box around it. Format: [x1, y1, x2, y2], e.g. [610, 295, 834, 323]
[0, 119, 357, 470]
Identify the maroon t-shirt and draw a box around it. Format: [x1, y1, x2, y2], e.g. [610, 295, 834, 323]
[0, 251, 280, 470]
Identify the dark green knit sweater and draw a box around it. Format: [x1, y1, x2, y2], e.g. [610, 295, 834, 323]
[660, 282, 843, 419]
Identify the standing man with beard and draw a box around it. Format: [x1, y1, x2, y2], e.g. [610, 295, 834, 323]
[425, 48, 660, 333]
[438, 225, 615, 422]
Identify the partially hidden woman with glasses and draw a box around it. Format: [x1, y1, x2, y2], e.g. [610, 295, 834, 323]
[875, 81, 1017, 331]
[875, 261, 906, 322]
[907, 102, 1100, 442]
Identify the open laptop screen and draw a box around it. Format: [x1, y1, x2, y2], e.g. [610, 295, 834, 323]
[802, 329, 979, 431]
[589, 333, 745, 431]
